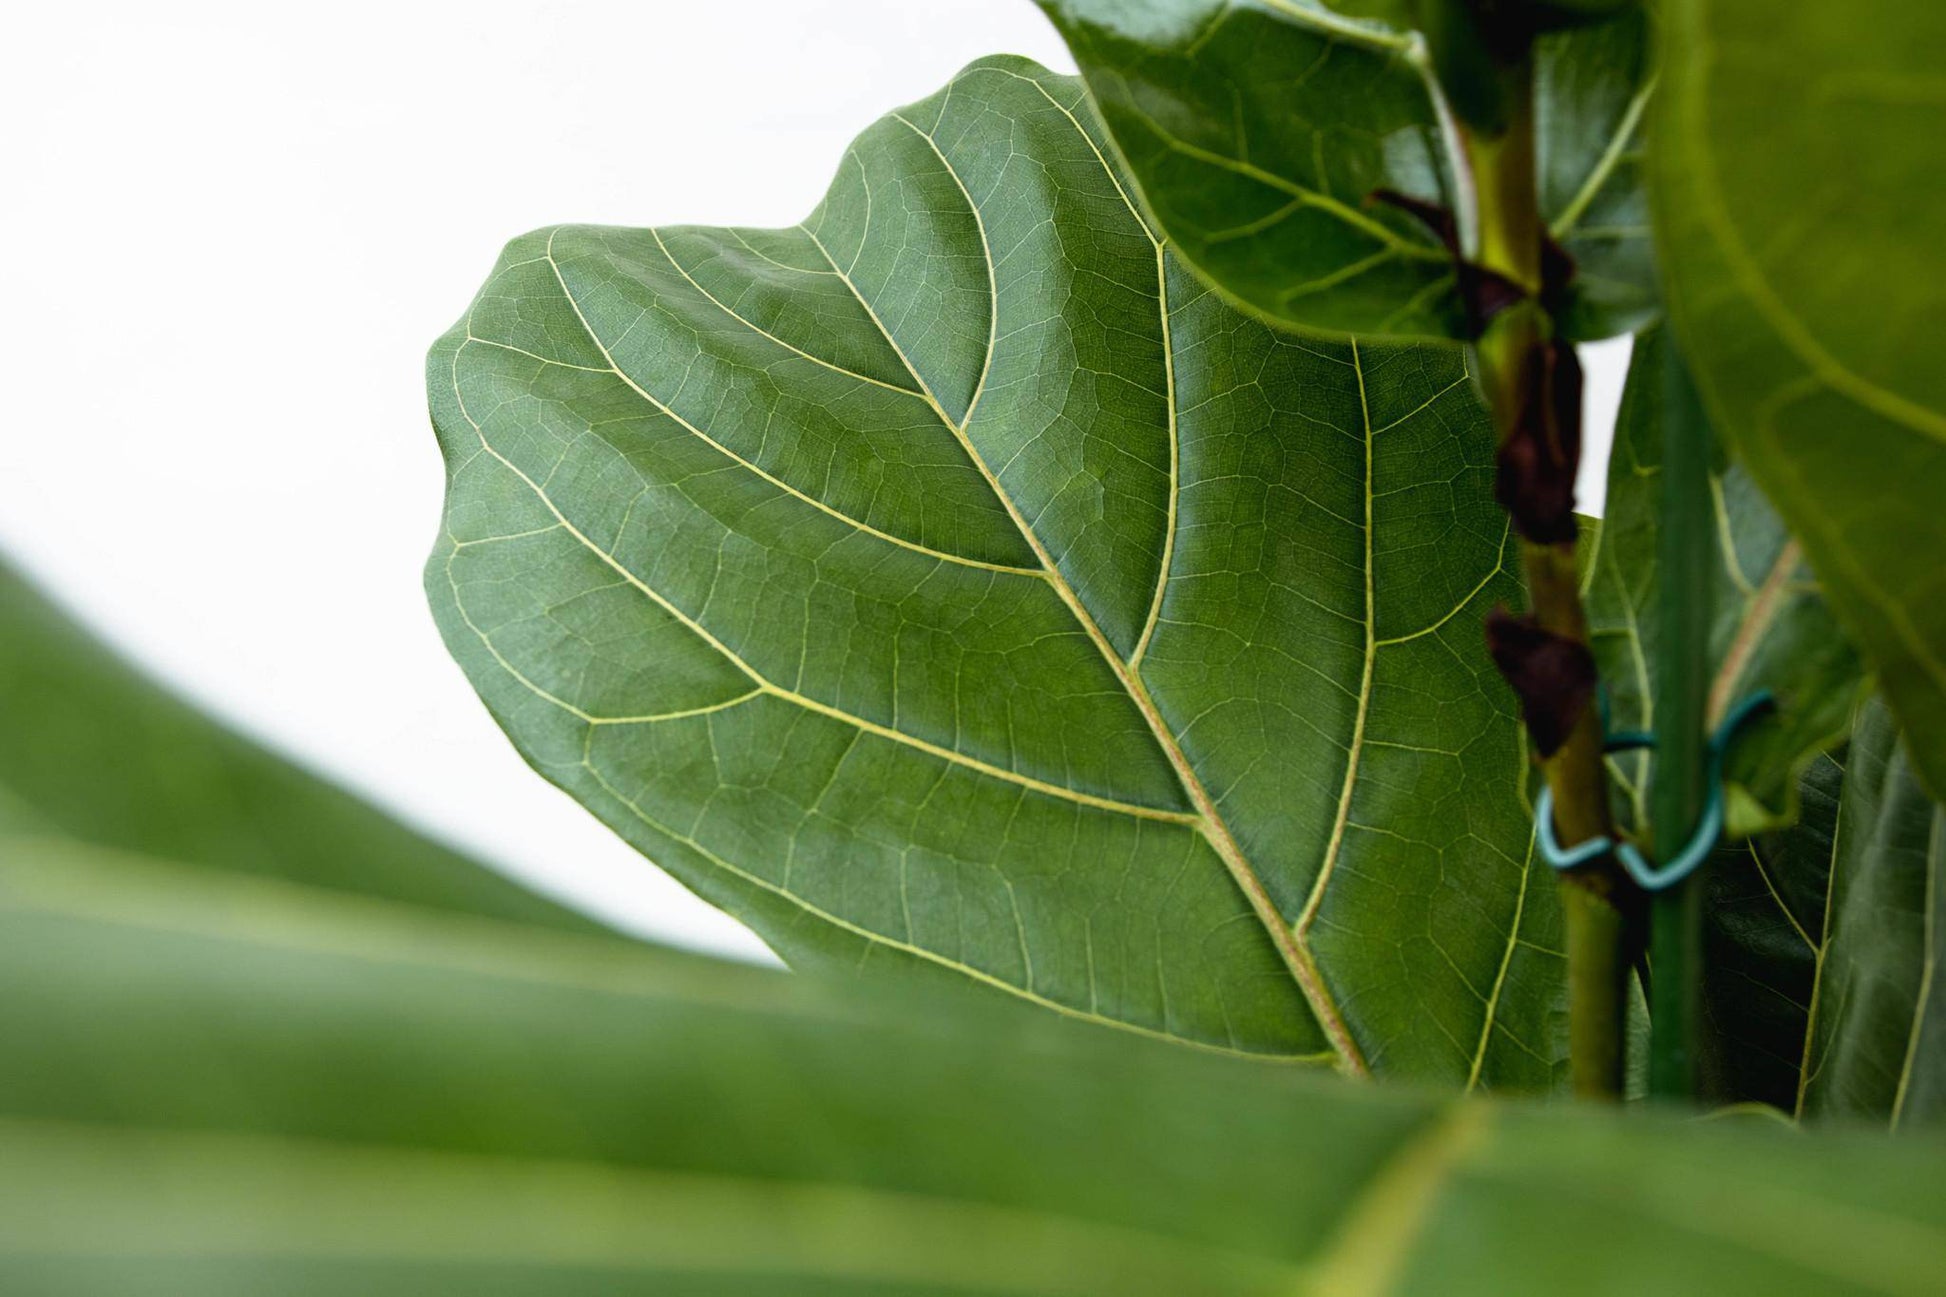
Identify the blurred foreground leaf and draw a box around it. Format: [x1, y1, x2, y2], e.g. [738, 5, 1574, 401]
[2, 839, 1944, 1294]
[0, 542, 1940, 1290]
[1654, 0, 1946, 801]
[0, 557, 597, 932]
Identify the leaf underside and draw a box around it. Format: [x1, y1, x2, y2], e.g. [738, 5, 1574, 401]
[428, 57, 1566, 1086]
[1702, 698, 1945, 1125]
[1654, 0, 1946, 802]
[1034, 0, 1657, 341]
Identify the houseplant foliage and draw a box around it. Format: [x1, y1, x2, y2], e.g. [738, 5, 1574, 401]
[1585, 331, 1939, 1119]
[1026, 0, 1946, 1100]
[1698, 697, 1945, 1124]
[1034, 0, 1657, 342]
[0, 565, 597, 933]
[1585, 327, 1861, 843]
[1650, 0, 1946, 803]
[422, 0, 1946, 1106]
[6, 0, 1946, 1285]
[3, 560, 1945, 1292]
[426, 55, 1568, 1085]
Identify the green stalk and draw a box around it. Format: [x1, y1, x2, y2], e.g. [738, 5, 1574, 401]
[1459, 44, 1630, 1100]
[1647, 339, 1714, 1100]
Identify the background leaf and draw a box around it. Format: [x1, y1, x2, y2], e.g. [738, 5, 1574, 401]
[1536, 7, 1657, 339]
[1796, 699, 1946, 1126]
[1033, 0, 1656, 340]
[1653, 0, 1946, 801]
[1696, 744, 1844, 1114]
[428, 57, 1567, 1086]
[4, 837, 1945, 1294]
[1585, 327, 1863, 839]
[0, 558, 598, 933]
[1700, 699, 1944, 1125]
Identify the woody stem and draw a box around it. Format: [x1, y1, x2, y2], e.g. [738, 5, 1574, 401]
[1462, 47, 1632, 1101]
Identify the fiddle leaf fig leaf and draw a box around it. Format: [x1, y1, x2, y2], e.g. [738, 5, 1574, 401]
[1699, 698, 1945, 1127]
[1653, 0, 1946, 802]
[9, 839, 1946, 1294]
[1032, 0, 1656, 341]
[428, 57, 1568, 1087]
[1799, 700, 1946, 1127]
[0, 557, 598, 934]
[1535, 8, 1657, 339]
[1698, 744, 1846, 1115]
[1586, 327, 1864, 840]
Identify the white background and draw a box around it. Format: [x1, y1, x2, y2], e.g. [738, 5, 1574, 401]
[0, 1, 1626, 961]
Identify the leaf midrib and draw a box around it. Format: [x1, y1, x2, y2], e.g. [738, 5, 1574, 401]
[1671, 0, 1946, 735]
[1677, 9, 1946, 450]
[447, 318, 1191, 823]
[1260, 0, 1413, 53]
[1708, 538, 1802, 726]
[447, 256, 1348, 1061]
[863, 90, 1369, 1074]
[457, 70, 1379, 1069]
[1794, 730, 1851, 1119]
[1549, 74, 1656, 240]
[1303, 1103, 1489, 1296]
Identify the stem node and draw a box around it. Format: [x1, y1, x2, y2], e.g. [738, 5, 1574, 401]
[1449, 29, 1636, 1100]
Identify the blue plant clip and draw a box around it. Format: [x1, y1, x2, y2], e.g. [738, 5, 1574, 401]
[1535, 691, 1776, 891]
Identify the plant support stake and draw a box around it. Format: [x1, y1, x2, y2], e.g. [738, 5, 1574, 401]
[1647, 337, 1714, 1099]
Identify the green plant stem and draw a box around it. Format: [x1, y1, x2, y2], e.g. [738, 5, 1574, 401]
[1561, 882, 1629, 1095]
[1463, 47, 1630, 1101]
[1647, 340, 1714, 1100]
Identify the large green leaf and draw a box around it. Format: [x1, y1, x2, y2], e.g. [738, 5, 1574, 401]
[1032, 0, 1656, 341]
[1584, 327, 1863, 839]
[1653, 0, 1946, 801]
[4, 840, 1945, 1294]
[428, 57, 1568, 1085]
[1699, 699, 1944, 1125]
[0, 558, 598, 933]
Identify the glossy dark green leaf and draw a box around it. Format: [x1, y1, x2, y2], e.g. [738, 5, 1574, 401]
[1699, 699, 1944, 1125]
[1653, 0, 1946, 801]
[428, 57, 1567, 1085]
[4, 839, 1945, 1294]
[1535, 9, 1657, 340]
[1032, 0, 1656, 340]
[0, 558, 597, 933]
[1698, 744, 1844, 1112]
[1798, 699, 1946, 1127]
[1585, 327, 1863, 840]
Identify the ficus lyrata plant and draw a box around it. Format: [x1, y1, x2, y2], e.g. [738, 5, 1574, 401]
[2, 0, 1943, 1289]
[428, 0, 1943, 1105]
